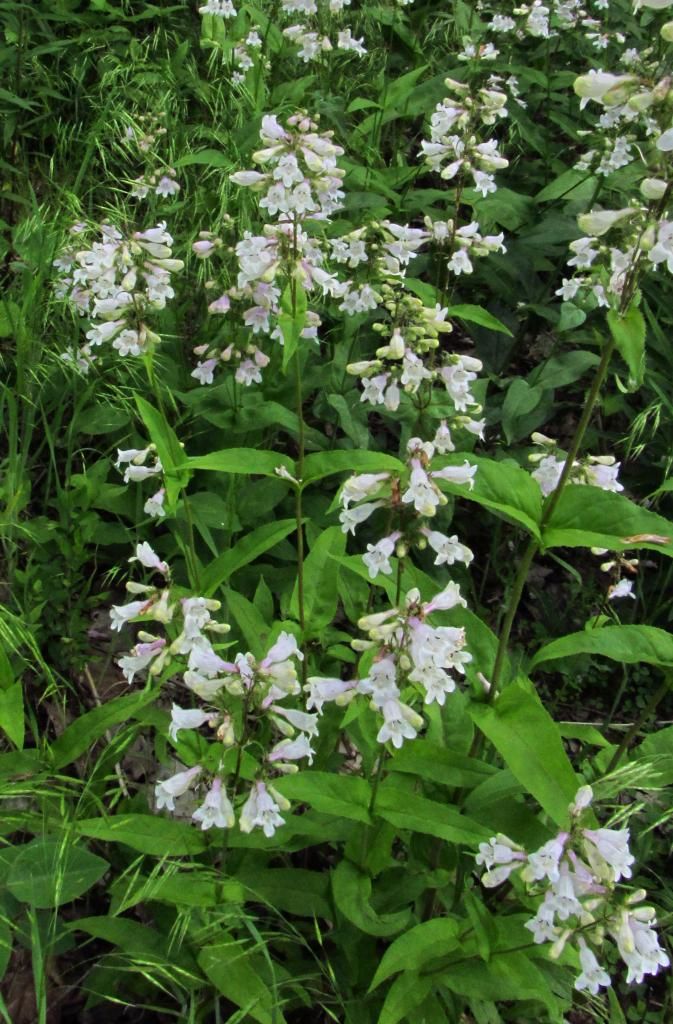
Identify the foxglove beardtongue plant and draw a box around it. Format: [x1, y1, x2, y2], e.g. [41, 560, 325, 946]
[112, 546, 312, 835]
[114, 445, 167, 518]
[528, 433, 624, 496]
[477, 786, 669, 992]
[123, 112, 180, 201]
[339, 436, 477, 579]
[55, 221, 183, 369]
[307, 582, 471, 742]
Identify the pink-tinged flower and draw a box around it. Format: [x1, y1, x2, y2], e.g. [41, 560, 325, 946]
[192, 777, 235, 829]
[155, 765, 202, 811]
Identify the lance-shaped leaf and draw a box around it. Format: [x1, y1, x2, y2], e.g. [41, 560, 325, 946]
[531, 624, 673, 671]
[542, 485, 673, 557]
[433, 454, 543, 539]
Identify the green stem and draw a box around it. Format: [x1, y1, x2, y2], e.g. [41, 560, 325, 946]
[487, 335, 617, 705]
[606, 673, 672, 774]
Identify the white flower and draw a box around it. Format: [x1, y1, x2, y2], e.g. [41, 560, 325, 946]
[168, 704, 211, 742]
[155, 765, 202, 811]
[192, 778, 235, 830]
[425, 530, 474, 567]
[402, 461, 441, 516]
[269, 705, 319, 736]
[144, 488, 166, 518]
[431, 461, 477, 490]
[155, 175, 180, 198]
[339, 501, 383, 535]
[575, 941, 611, 994]
[376, 698, 423, 748]
[305, 676, 357, 713]
[109, 599, 150, 631]
[239, 781, 286, 837]
[433, 420, 454, 453]
[130, 542, 169, 575]
[608, 578, 635, 601]
[523, 835, 568, 883]
[363, 535, 397, 579]
[268, 733, 315, 765]
[532, 455, 565, 496]
[582, 827, 634, 881]
[340, 473, 390, 508]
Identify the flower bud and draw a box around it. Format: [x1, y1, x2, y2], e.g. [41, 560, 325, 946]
[640, 178, 667, 200]
[577, 208, 634, 237]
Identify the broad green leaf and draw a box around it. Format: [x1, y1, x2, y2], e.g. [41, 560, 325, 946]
[175, 148, 230, 168]
[186, 447, 295, 477]
[201, 519, 297, 596]
[72, 916, 197, 971]
[279, 281, 307, 372]
[530, 350, 599, 390]
[74, 814, 206, 855]
[535, 168, 595, 203]
[0, 683, 23, 748]
[332, 860, 410, 937]
[542, 486, 673, 558]
[531, 624, 673, 670]
[224, 588, 270, 658]
[274, 771, 372, 823]
[290, 525, 345, 632]
[439, 950, 562, 1016]
[469, 678, 579, 828]
[236, 868, 331, 918]
[302, 449, 404, 487]
[445, 304, 513, 336]
[7, 839, 108, 908]
[608, 304, 646, 385]
[50, 689, 158, 769]
[198, 940, 287, 1024]
[370, 918, 460, 990]
[135, 396, 189, 507]
[377, 971, 434, 1024]
[502, 380, 550, 444]
[389, 740, 496, 790]
[376, 782, 490, 844]
[433, 454, 543, 539]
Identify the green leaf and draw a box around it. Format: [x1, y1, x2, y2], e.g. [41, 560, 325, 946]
[50, 689, 157, 769]
[370, 918, 460, 990]
[535, 168, 595, 203]
[0, 683, 23, 748]
[274, 772, 373, 823]
[389, 740, 496, 790]
[433, 454, 543, 539]
[608, 304, 646, 385]
[530, 350, 599, 389]
[236, 868, 331, 918]
[542, 486, 673, 558]
[376, 782, 491, 844]
[201, 519, 297, 597]
[0, 300, 21, 338]
[469, 679, 579, 828]
[290, 525, 345, 632]
[135, 396, 189, 507]
[301, 449, 404, 487]
[502, 380, 550, 444]
[186, 447, 295, 477]
[279, 281, 307, 372]
[72, 916, 197, 970]
[198, 940, 287, 1024]
[531, 624, 673, 671]
[174, 148, 230, 168]
[377, 972, 434, 1024]
[445, 304, 513, 336]
[224, 588, 270, 659]
[74, 814, 206, 855]
[439, 950, 562, 1016]
[7, 839, 108, 908]
[332, 860, 410, 937]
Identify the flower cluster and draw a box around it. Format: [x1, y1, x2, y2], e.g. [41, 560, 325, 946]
[529, 433, 623, 496]
[124, 112, 180, 200]
[307, 582, 471, 744]
[112, 544, 313, 836]
[276, 0, 367, 63]
[54, 222, 183, 369]
[419, 77, 509, 197]
[114, 445, 167, 518]
[477, 785, 669, 992]
[339, 434, 477, 578]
